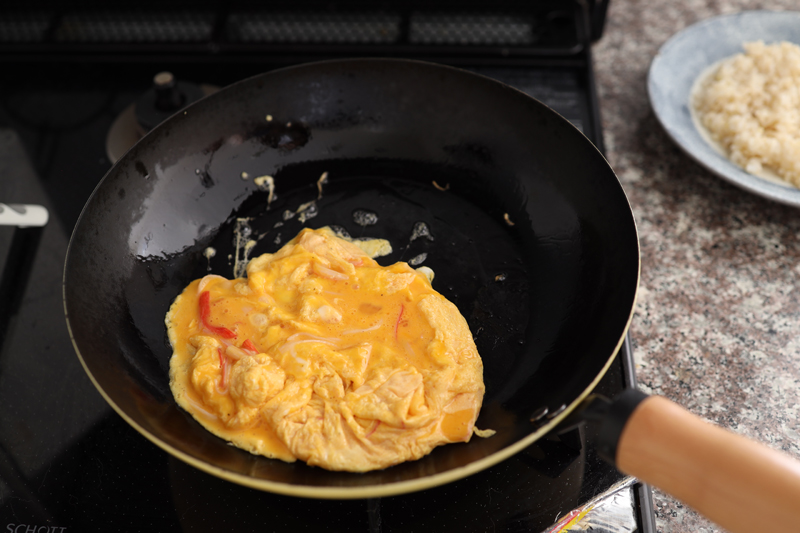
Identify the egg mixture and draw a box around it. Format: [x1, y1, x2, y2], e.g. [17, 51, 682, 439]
[166, 227, 485, 472]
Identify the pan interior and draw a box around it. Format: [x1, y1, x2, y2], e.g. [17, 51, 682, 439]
[64, 59, 638, 497]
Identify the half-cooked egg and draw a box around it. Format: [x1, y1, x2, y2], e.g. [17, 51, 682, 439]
[166, 226, 485, 472]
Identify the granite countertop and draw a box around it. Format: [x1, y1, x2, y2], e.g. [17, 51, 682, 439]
[592, 1, 800, 531]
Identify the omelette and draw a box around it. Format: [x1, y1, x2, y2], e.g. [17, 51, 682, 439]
[166, 227, 485, 472]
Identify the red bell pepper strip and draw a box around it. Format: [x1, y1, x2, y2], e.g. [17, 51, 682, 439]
[394, 304, 405, 340]
[218, 348, 229, 393]
[241, 338, 258, 353]
[366, 420, 380, 438]
[198, 291, 236, 339]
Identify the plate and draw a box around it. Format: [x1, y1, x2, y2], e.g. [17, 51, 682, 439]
[648, 10, 800, 207]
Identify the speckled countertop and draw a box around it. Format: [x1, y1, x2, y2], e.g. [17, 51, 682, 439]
[592, 1, 800, 531]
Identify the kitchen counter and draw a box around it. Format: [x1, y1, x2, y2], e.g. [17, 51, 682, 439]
[592, 1, 800, 531]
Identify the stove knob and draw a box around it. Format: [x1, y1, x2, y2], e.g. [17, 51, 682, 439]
[153, 71, 184, 112]
[135, 72, 205, 132]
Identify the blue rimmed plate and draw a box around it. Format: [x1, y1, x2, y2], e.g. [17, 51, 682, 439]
[648, 10, 800, 207]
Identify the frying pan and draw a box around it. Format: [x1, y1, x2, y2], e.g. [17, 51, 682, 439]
[64, 59, 800, 531]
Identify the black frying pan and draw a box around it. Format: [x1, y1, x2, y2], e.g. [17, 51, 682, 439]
[63, 58, 640, 499]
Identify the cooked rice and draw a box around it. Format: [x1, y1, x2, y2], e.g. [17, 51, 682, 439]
[692, 40, 800, 186]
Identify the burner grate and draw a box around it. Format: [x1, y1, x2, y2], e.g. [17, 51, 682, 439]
[0, 3, 589, 55]
[409, 13, 533, 46]
[0, 11, 51, 42]
[227, 11, 401, 44]
[53, 10, 215, 43]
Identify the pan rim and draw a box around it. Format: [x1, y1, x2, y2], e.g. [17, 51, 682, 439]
[62, 57, 642, 499]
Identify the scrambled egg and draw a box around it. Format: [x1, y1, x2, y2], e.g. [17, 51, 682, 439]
[166, 227, 485, 472]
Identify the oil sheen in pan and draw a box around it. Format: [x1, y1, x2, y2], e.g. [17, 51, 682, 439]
[202, 173, 531, 405]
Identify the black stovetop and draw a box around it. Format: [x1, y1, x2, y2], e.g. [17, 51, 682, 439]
[0, 2, 655, 531]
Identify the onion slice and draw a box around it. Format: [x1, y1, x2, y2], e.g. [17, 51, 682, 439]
[198, 274, 227, 294]
[313, 262, 348, 281]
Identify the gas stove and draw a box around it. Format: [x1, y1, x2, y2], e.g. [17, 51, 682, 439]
[0, 2, 655, 531]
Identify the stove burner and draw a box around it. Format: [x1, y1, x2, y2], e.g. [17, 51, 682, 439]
[105, 72, 217, 163]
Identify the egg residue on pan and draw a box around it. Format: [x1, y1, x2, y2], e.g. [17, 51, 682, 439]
[166, 226, 486, 472]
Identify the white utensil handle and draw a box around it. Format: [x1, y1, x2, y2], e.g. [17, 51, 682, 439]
[0, 203, 49, 227]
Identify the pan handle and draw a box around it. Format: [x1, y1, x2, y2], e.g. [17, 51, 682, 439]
[600, 390, 800, 533]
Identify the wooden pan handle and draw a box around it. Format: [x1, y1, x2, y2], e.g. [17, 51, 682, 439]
[616, 395, 800, 533]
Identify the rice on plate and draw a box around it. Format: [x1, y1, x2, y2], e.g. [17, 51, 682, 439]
[692, 41, 800, 187]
